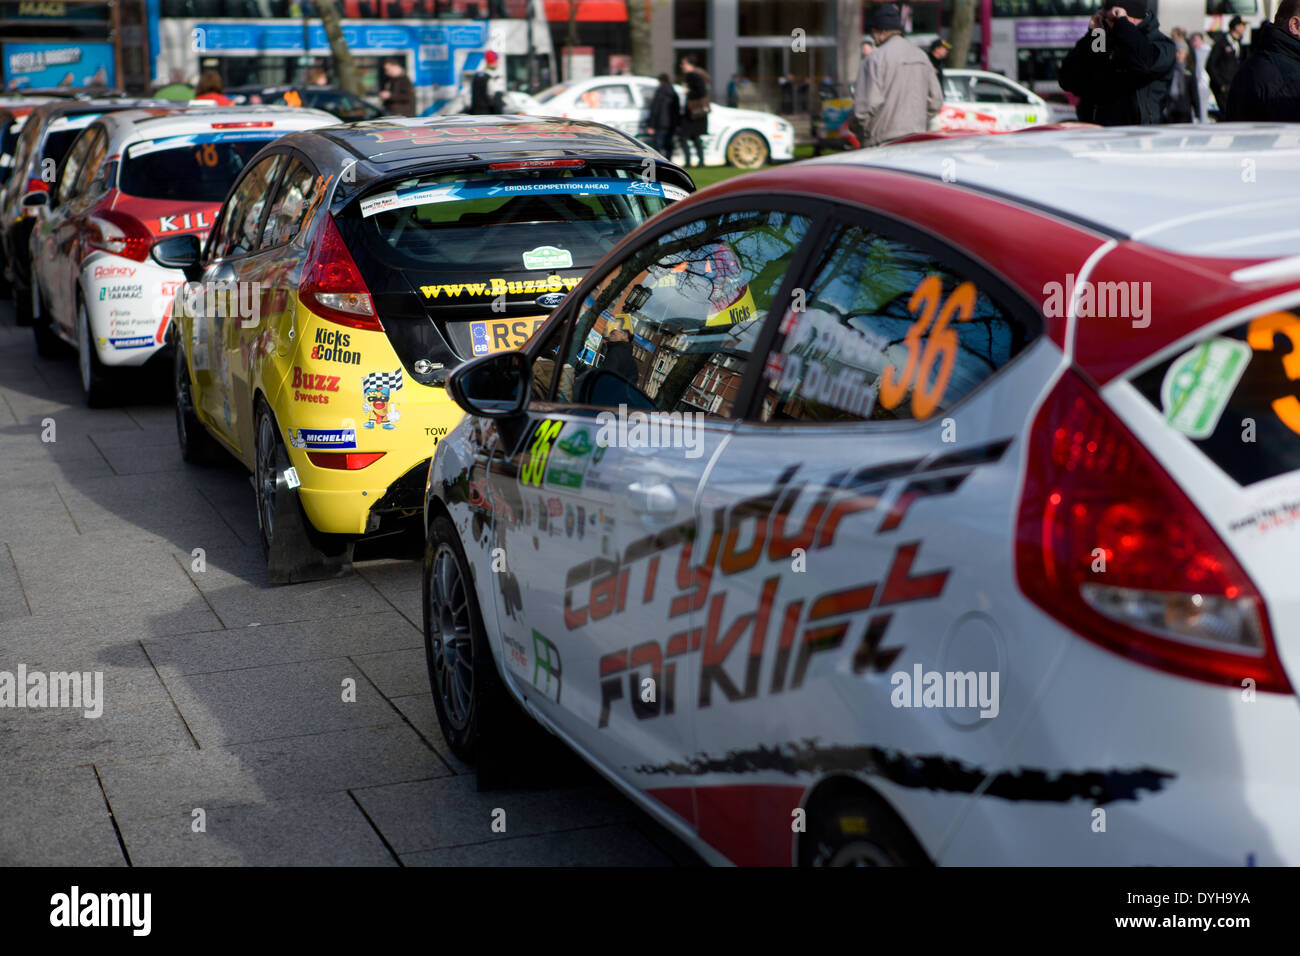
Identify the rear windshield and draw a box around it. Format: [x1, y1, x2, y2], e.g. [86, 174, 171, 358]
[120, 135, 276, 202]
[1131, 309, 1300, 486]
[348, 164, 682, 274]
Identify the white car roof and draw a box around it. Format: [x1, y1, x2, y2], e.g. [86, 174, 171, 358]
[818, 123, 1300, 259]
[98, 105, 337, 152]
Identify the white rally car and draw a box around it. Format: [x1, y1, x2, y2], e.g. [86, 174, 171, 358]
[939, 68, 1053, 132]
[520, 74, 796, 169]
[422, 124, 1300, 866]
[29, 106, 336, 405]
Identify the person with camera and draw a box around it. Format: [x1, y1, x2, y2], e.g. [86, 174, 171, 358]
[1059, 0, 1176, 125]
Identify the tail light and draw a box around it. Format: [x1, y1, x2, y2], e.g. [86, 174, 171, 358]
[86, 210, 152, 262]
[24, 177, 48, 194]
[1016, 368, 1291, 693]
[299, 215, 382, 332]
[306, 451, 385, 470]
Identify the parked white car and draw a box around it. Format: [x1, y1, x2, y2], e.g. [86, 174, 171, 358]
[519, 75, 796, 169]
[939, 69, 1053, 132]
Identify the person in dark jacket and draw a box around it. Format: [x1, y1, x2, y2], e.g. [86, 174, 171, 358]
[1164, 40, 1201, 120]
[646, 73, 681, 157]
[1059, 0, 1176, 125]
[601, 325, 639, 385]
[1207, 15, 1247, 110]
[678, 56, 711, 168]
[1226, 0, 1300, 120]
[380, 58, 415, 116]
[928, 38, 951, 85]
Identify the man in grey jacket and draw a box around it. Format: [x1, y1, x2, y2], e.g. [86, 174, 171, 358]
[854, 4, 943, 148]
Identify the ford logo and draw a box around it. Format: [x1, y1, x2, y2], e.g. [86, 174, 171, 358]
[535, 292, 566, 309]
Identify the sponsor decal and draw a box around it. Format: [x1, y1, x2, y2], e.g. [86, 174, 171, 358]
[421, 274, 582, 301]
[522, 245, 573, 271]
[1228, 499, 1300, 535]
[662, 184, 690, 201]
[362, 124, 587, 146]
[468, 315, 546, 356]
[93, 265, 135, 279]
[535, 292, 566, 309]
[532, 629, 562, 704]
[362, 179, 665, 219]
[98, 284, 143, 301]
[310, 327, 362, 365]
[157, 211, 212, 234]
[126, 131, 277, 159]
[503, 634, 528, 670]
[578, 441, 1010, 727]
[291, 366, 339, 404]
[633, 739, 1175, 806]
[108, 335, 153, 349]
[1160, 337, 1251, 440]
[361, 368, 402, 430]
[288, 427, 357, 449]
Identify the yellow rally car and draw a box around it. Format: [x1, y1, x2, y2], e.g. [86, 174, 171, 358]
[155, 115, 693, 581]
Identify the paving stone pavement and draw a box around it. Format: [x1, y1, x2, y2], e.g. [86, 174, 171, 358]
[0, 302, 701, 867]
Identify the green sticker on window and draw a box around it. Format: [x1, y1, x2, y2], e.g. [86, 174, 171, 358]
[523, 245, 573, 271]
[1160, 337, 1251, 440]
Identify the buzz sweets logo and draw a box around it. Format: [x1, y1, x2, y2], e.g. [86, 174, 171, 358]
[595, 403, 705, 459]
[890, 665, 1000, 718]
[153, 280, 263, 328]
[50, 887, 151, 936]
[0, 665, 102, 718]
[1042, 274, 1152, 329]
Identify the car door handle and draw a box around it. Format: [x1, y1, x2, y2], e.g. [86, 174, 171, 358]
[627, 481, 677, 515]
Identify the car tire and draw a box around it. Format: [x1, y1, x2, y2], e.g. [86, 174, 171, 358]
[725, 129, 770, 169]
[423, 513, 514, 764]
[800, 788, 931, 867]
[31, 285, 64, 358]
[174, 338, 222, 465]
[253, 399, 353, 584]
[76, 295, 113, 407]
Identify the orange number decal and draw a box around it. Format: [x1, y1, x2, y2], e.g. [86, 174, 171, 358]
[879, 276, 976, 419]
[194, 143, 219, 167]
[1248, 311, 1300, 434]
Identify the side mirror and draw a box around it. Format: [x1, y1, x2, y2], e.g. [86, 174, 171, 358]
[20, 190, 47, 208]
[446, 350, 531, 418]
[150, 234, 203, 281]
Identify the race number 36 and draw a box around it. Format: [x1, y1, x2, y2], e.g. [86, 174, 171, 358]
[520, 419, 563, 487]
[879, 276, 977, 420]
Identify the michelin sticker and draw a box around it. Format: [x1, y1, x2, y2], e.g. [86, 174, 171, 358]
[1161, 337, 1251, 440]
[288, 427, 358, 450]
[522, 245, 573, 271]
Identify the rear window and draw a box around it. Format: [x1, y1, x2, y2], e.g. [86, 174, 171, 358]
[1131, 308, 1300, 486]
[119, 135, 277, 202]
[347, 163, 687, 274]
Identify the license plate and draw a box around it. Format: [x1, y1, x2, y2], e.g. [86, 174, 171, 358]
[468, 316, 547, 356]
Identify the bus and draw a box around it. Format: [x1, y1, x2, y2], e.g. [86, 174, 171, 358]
[153, 0, 555, 115]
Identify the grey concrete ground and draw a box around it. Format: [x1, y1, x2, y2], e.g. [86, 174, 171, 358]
[0, 300, 700, 867]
